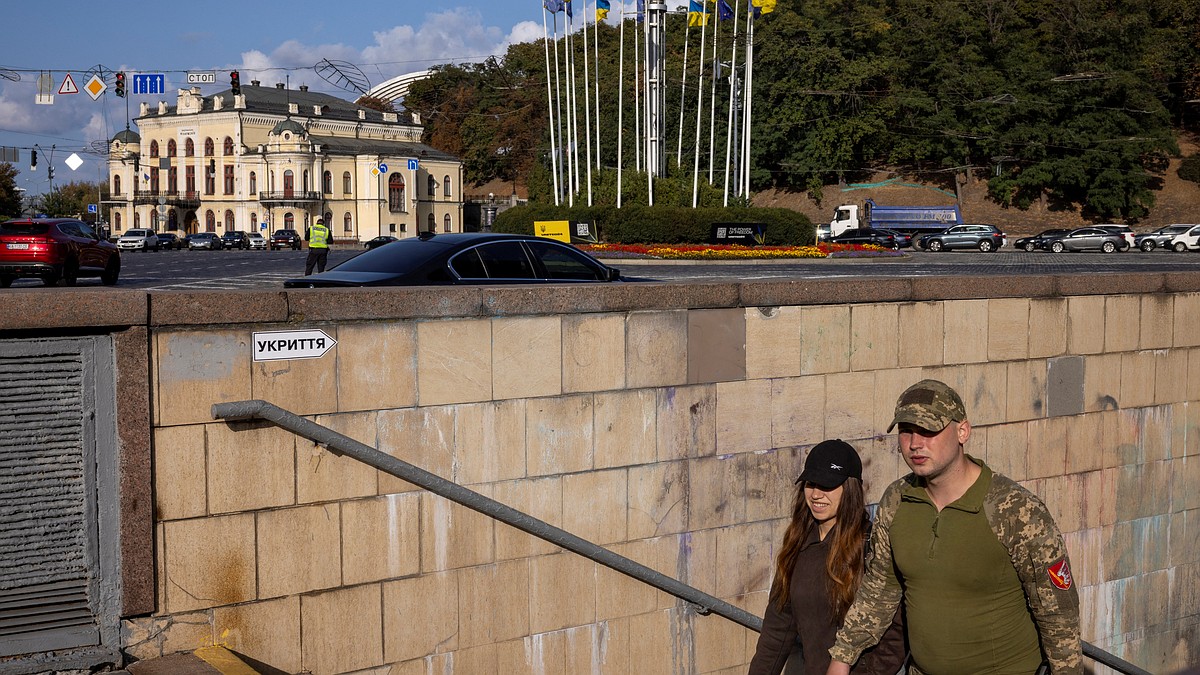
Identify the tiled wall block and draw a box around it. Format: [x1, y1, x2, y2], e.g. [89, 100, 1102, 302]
[146, 291, 1200, 673]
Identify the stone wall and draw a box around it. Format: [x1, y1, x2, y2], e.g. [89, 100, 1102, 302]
[17, 276, 1192, 674]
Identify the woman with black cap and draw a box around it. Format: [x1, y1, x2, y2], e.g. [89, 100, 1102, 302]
[749, 439, 907, 675]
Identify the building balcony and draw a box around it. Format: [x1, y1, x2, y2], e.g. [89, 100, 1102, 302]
[259, 191, 320, 206]
[131, 190, 202, 208]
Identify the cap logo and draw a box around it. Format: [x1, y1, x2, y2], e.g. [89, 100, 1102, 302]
[830, 463, 842, 470]
[899, 388, 937, 406]
[1047, 558, 1073, 590]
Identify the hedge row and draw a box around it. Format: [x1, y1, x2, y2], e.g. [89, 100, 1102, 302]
[492, 204, 815, 246]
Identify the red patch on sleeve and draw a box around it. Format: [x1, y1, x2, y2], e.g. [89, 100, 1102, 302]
[1047, 557, 1073, 590]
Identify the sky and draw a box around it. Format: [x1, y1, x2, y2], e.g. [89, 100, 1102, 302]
[0, 0, 566, 197]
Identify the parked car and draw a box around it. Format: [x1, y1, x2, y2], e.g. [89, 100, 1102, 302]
[873, 228, 914, 249]
[1095, 225, 1135, 251]
[917, 224, 1007, 252]
[117, 228, 160, 252]
[829, 228, 903, 249]
[284, 232, 621, 288]
[364, 235, 399, 250]
[156, 232, 186, 250]
[1135, 225, 1191, 252]
[1014, 229, 1070, 252]
[221, 231, 251, 250]
[1043, 227, 1127, 253]
[247, 232, 267, 250]
[1168, 224, 1200, 252]
[188, 232, 224, 250]
[270, 229, 302, 250]
[0, 218, 120, 287]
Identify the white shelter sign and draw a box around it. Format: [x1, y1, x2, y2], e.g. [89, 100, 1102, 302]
[253, 329, 337, 362]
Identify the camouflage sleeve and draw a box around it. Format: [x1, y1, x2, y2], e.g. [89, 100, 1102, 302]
[829, 480, 906, 666]
[988, 477, 1083, 675]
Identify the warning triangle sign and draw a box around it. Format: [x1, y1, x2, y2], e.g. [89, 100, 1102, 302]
[58, 74, 79, 95]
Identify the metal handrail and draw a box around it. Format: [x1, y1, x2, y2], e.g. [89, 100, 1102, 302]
[210, 399, 1153, 674]
[211, 399, 762, 631]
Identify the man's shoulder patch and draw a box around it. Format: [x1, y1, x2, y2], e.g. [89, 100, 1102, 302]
[1048, 557, 1073, 590]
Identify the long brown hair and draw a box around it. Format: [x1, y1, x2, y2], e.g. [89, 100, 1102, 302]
[769, 477, 868, 623]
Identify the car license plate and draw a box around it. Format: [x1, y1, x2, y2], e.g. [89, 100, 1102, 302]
[6, 243, 29, 250]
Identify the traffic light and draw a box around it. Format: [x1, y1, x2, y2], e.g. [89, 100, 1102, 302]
[115, 71, 126, 98]
[230, 70, 241, 96]
[30, 150, 37, 171]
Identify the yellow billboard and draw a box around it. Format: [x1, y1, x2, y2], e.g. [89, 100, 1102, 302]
[534, 220, 572, 243]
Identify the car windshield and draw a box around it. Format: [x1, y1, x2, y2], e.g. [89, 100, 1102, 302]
[0, 223, 49, 235]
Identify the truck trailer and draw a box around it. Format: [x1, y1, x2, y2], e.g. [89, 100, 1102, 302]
[817, 199, 963, 241]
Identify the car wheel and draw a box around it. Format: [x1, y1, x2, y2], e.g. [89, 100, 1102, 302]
[41, 270, 61, 286]
[978, 240, 994, 253]
[61, 258, 79, 286]
[1120, 244, 1130, 252]
[1141, 240, 1155, 252]
[101, 256, 121, 285]
[927, 239, 943, 252]
[1102, 241, 1117, 253]
[1024, 242, 1036, 252]
[1050, 241, 1065, 253]
[1175, 242, 1188, 252]
[0, 275, 14, 288]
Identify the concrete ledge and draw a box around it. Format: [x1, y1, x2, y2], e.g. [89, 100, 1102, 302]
[149, 290, 290, 326]
[0, 289, 146, 331]
[128, 646, 259, 675]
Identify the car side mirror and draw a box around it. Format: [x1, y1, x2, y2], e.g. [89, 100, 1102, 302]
[606, 267, 621, 282]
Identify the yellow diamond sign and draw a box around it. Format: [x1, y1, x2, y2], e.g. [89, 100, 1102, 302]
[85, 74, 106, 101]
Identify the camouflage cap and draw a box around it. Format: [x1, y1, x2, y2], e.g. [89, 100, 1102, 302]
[888, 379, 967, 433]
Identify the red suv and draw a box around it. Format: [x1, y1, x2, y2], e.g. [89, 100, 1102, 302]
[0, 218, 121, 287]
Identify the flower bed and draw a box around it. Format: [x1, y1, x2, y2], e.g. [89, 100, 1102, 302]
[580, 242, 902, 260]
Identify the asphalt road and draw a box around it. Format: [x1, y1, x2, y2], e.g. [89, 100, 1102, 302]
[7, 246, 1200, 290]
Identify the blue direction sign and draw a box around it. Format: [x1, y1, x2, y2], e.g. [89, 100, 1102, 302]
[408, 159, 419, 171]
[88, 204, 97, 214]
[132, 74, 166, 95]
[378, 162, 388, 173]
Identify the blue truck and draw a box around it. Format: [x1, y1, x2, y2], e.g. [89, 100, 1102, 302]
[817, 199, 963, 241]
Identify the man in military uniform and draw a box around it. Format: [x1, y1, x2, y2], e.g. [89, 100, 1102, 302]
[304, 218, 331, 276]
[826, 379, 1081, 675]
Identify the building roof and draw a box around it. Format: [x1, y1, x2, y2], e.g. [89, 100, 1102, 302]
[270, 118, 308, 136]
[310, 135, 459, 163]
[141, 82, 415, 126]
[112, 129, 141, 144]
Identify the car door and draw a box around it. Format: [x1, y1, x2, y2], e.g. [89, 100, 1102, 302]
[523, 239, 609, 281]
[74, 222, 105, 270]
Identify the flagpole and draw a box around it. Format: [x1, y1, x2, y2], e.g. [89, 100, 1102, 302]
[634, 10, 641, 172]
[553, 12, 566, 203]
[582, 0, 594, 206]
[568, 6, 580, 204]
[617, 1, 625, 208]
[644, 7, 653, 206]
[691, 2, 708, 208]
[542, 3, 561, 206]
[594, 3, 602, 171]
[742, 6, 754, 198]
[707, 2, 720, 183]
[676, 13, 691, 170]
[723, 0, 740, 206]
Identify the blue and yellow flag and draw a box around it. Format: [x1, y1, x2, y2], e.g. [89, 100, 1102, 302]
[718, 0, 734, 19]
[750, 0, 776, 16]
[597, 0, 610, 20]
[689, 0, 710, 26]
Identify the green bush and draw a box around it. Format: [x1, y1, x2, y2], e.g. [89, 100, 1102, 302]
[493, 203, 814, 245]
[1180, 155, 1200, 184]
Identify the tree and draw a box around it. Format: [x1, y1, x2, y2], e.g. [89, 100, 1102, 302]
[0, 163, 22, 218]
[355, 95, 396, 114]
[34, 180, 107, 219]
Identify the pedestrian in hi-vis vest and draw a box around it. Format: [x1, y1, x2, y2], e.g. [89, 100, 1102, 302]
[304, 219, 330, 276]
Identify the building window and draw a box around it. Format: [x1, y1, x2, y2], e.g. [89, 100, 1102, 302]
[322, 171, 332, 194]
[168, 167, 178, 193]
[205, 166, 215, 195]
[427, 175, 437, 196]
[185, 138, 194, 157]
[284, 212, 295, 230]
[223, 137, 234, 156]
[149, 169, 160, 194]
[343, 171, 352, 195]
[204, 138, 214, 156]
[427, 213, 435, 232]
[134, 212, 140, 228]
[186, 166, 196, 195]
[205, 210, 215, 232]
[113, 175, 121, 195]
[399, 223, 406, 233]
[343, 212, 353, 233]
[223, 166, 234, 195]
[283, 170, 294, 197]
[168, 209, 178, 230]
[114, 212, 121, 231]
[250, 213, 258, 231]
[225, 210, 234, 231]
[249, 171, 256, 194]
[443, 214, 451, 232]
[303, 170, 310, 192]
[149, 140, 159, 158]
[388, 174, 406, 212]
[150, 208, 158, 229]
[444, 175, 451, 198]
[167, 139, 177, 157]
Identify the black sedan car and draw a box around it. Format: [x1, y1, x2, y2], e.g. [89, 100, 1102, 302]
[364, 235, 399, 250]
[284, 233, 621, 287]
[221, 231, 251, 250]
[1014, 229, 1070, 252]
[829, 228, 904, 249]
[1043, 227, 1127, 253]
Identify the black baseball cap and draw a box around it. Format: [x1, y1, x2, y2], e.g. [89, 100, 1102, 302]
[795, 439, 863, 490]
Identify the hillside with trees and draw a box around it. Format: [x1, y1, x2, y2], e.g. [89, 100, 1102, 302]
[403, 0, 1200, 223]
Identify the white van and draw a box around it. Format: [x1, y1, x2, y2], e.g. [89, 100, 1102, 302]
[1166, 225, 1200, 252]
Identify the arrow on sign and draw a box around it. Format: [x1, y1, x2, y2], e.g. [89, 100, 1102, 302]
[252, 329, 338, 362]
